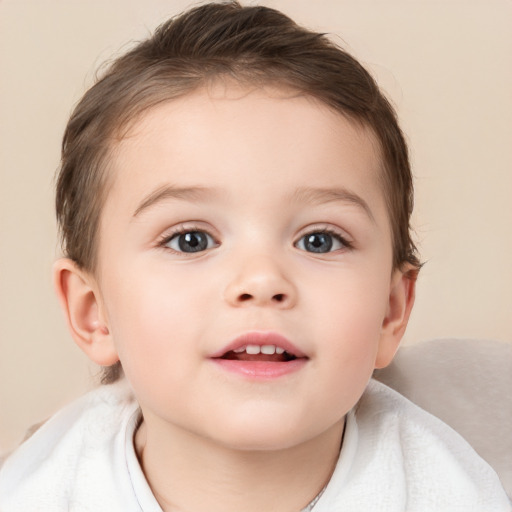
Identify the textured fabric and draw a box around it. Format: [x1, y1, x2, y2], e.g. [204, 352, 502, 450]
[0, 380, 161, 512]
[313, 380, 511, 511]
[374, 338, 512, 496]
[0, 380, 509, 511]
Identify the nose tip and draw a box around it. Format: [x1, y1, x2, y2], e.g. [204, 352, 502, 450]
[224, 258, 296, 309]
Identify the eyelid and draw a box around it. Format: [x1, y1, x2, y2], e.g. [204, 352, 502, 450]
[293, 226, 354, 258]
[295, 224, 353, 244]
[156, 222, 220, 252]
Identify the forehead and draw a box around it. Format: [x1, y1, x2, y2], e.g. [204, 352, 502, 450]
[105, 84, 386, 221]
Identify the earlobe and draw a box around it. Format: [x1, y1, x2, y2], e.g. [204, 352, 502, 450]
[375, 268, 416, 369]
[53, 258, 119, 366]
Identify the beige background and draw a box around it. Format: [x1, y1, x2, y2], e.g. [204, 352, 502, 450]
[1, 0, 511, 454]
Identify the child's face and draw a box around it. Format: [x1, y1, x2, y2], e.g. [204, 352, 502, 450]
[90, 84, 412, 450]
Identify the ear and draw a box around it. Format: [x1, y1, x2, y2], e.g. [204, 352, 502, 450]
[374, 267, 416, 369]
[53, 258, 119, 366]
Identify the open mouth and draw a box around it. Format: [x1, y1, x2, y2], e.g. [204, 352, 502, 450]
[218, 344, 298, 362]
[210, 333, 307, 377]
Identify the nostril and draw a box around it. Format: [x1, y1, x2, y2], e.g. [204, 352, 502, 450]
[233, 292, 290, 305]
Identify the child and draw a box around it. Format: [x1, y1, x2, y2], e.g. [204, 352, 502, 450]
[0, 2, 509, 510]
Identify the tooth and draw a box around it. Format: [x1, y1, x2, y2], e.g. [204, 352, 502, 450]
[246, 345, 261, 355]
[233, 346, 246, 353]
[275, 347, 285, 355]
[261, 345, 276, 355]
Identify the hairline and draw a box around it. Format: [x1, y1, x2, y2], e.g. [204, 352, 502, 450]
[85, 79, 398, 277]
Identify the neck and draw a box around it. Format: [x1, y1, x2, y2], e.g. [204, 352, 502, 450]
[135, 416, 344, 512]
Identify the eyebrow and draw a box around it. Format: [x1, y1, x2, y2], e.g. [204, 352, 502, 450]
[292, 186, 375, 222]
[133, 183, 374, 221]
[133, 185, 219, 217]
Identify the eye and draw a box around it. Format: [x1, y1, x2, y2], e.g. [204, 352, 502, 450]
[164, 230, 217, 253]
[295, 231, 348, 254]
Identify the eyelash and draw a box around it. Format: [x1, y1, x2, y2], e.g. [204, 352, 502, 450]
[156, 225, 353, 254]
[295, 227, 353, 253]
[157, 224, 218, 253]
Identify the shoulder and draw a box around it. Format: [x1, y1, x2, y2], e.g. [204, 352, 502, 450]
[355, 379, 484, 465]
[360, 381, 512, 509]
[357, 378, 505, 481]
[0, 380, 141, 511]
[317, 380, 511, 511]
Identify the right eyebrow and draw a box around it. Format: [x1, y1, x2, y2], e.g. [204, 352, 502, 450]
[132, 184, 219, 218]
[292, 186, 376, 223]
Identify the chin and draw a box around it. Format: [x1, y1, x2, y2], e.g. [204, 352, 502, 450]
[218, 433, 307, 453]
[205, 415, 336, 453]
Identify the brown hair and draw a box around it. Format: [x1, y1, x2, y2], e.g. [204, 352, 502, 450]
[56, 1, 420, 383]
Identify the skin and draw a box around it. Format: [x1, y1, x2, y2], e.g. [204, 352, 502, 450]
[55, 83, 415, 512]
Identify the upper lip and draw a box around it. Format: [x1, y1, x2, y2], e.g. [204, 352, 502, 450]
[210, 331, 307, 359]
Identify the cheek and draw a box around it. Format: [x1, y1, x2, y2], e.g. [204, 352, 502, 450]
[308, 265, 391, 365]
[102, 265, 205, 380]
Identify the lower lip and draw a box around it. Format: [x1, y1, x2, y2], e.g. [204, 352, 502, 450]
[211, 358, 307, 379]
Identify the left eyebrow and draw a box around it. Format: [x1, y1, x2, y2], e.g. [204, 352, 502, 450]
[132, 184, 220, 218]
[292, 186, 375, 223]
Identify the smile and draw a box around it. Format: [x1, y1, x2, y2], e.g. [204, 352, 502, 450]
[210, 332, 308, 378]
[223, 344, 295, 362]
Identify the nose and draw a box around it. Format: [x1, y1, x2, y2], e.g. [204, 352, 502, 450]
[223, 254, 297, 309]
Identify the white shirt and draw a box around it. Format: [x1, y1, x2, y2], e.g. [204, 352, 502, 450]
[0, 379, 509, 511]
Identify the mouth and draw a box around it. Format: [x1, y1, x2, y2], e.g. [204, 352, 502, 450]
[210, 332, 308, 378]
[218, 344, 298, 363]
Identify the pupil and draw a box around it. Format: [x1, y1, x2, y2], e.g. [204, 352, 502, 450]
[306, 233, 332, 253]
[179, 232, 207, 252]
